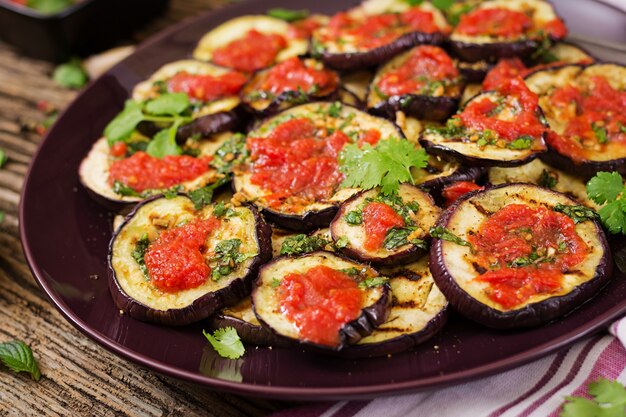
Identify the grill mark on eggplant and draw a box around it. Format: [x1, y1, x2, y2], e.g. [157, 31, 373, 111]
[469, 200, 492, 216]
[472, 262, 487, 275]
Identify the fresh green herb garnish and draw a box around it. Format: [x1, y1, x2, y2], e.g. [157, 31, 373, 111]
[202, 328, 245, 359]
[53, 57, 88, 89]
[0, 340, 41, 381]
[0, 148, 7, 168]
[560, 378, 626, 417]
[339, 138, 429, 195]
[335, 236, 349, 249]
[328, 101, 343, 118]
[267, 7, 309, 22]
[211, 133, 247, 174]
[340, 267, 362, 276]
[163, 185, 183, 199]
[132, 234, 150, 279]
[553, 204, 600, 224]
[270, 278, 281, 288]
[188, 177, 229, 210]
[431, 0, 455, 10]
[586, 171, 626, 234]
[383, 227, 427, 251]
[112, 180, 141, 197]
[507, 136, 534, 150]
[146, 122, 183, 158]
[144, 92, 189, 116]
[402, 0, 424, 5]
[27, 0, 73, 14]
[212, 201, 235, 218]
[344, 210, 363, 225]
[429, 226, 473, 249]
[310, 38, 325, 59]
[399, 96, 414, 108]
[591, 122, 609, 144]
[280, 234, 331, 255]
[211, 239, 254, 281]
[358, 277, 389, 289]
[539, 169, 558, 189]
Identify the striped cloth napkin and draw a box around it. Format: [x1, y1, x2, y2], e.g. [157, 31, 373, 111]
[271, 318, 626, 417]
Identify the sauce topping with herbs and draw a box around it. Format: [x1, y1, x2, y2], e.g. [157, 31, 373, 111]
[324, 8, 443, 50]
[248, 58, 338, 98]
[247, 117, 358, 210]
[376, 46, 459, 97]
[362, 202, 405, 250]
[545, 76, 626, 162]
[469, 204, 588, 309]
[109, 152, 212, 193]
[212, 30, 288, 72]
[278, 265, 363, 346]
[144, 217, 220, 292]
[166, 71, 247, 102]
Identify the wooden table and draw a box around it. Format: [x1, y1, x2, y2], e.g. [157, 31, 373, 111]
[0, 1, 294, 415]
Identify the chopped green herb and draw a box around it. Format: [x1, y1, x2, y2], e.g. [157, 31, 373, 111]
[270, 278, 281, 288]
[188, 177, 229, 210]
[335, 236, 349, 249]
[344, 210, 363, 225]
[399, 96, 413, 108]
[280, 234, 330, 256]
[340, 267, 362, 276]
[507, 136, 534, 150]
[358, 277, 389, 289]
[310, 38, 325, 59]
[538, 169, 558, 189]
[372, 85, 389, 99]
[163, 186, 183, 199]
[202, 327, 245, 359]
[429, 226, 473, 249]
[591, 122, 608, 144]
[267, 7, 309, 22]
[112, 181, 141, 197]
[211, 133, 247, 174]
[0, 340, 41, 381]
[431, 0, 455, 10]
[383, 227, 427, 251]
[211, 239, 254, 281]
[553, 204, 600, 224]
[620, 123, 626, 134]
[328, 101, 343, 118]
[132, 234, 150, 279]
[52, 58, 88, 89]
[0, 148, 7, 168]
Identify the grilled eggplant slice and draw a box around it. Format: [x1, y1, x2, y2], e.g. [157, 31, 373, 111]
[330, 184, 441, 266]
[108, 196, 272, 325]
[367, 45, 463, 122]
[252, 251, 391, 351]
[240, 58, 340, 116]
[311, 0, 450, 71]
[488, 158, 600, 209]
[193, 15, 308, 72]
[79, 132, 236, 209]
[232, 102, 403, 231]
[341, 70, 374, 103]
[419, 78, 547, 167]
[341, 256, 448, 358]
[449, 0, 567, 62]
[524, 64, 626, 179]
[430, 183, 611, 329]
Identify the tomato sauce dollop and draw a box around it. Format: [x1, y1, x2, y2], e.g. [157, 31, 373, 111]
[362, 202, 405, 251]
[376, 46, 459, 97]
[250, 57, 338, 97]
[469, 204, 588, 309]
[441, 181, 483, 207]
[456, 8, 532, 38]
[144, 217, 220, 293]
[109, 152, 212, 193]
[167, 71, 247, 102]
[278, 265, 363, 346]
[212, 30, 287, 73]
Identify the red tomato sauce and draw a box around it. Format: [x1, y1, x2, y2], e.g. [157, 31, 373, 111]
[247, 118, 356, 210]
[455, 8, 532, 38]
[376, 46, 459, 96]
[288, 16, 324, 39]
[325, 8, 444, 50]
[109, 151, 212, 193]
[166, 71, 247, 102]
[459, 77, 545, 142]
[442, 181, 483, 207]
[546, 76, 626, 161]
[482, 58, 528, 91]
[250, 57, 338, 97]
[362, 202, 405, 251]
[278, 265, 363, 346]
[469, 204, 588, 309]
[144, 217, 220, 293]
[212, 30, 287, 73]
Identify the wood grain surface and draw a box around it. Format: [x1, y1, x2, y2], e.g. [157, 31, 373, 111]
[0, 1, 297, 415]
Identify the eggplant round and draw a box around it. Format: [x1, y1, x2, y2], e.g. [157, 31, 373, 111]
[419, 89, 548, 167]
[529, 42, 595, 67]
[252, 251, 391, 351]
[457, 60, 492, 83]
[340, 256, 448, 358]
[340, 70, 374, 103]
[367, 45, 463, 122]
[193, 15, 307, 70]
[108, 196, 272, 326]
[430, 183, 612, 329]
[330, 184, 441, 266]
[79, 132, 234, 209]
[232, 101, 403, 232]
[524, 63, 626, 179]
[240, 58, 340, 117]
[449, 0, 567, 62]
[311, 0, 449, 71]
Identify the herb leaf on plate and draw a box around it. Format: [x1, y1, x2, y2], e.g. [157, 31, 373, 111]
[203, 327, 245, 359]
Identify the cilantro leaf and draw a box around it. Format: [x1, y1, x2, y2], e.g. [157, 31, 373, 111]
[202, 328, 245, 359]
[587, 172, 624, 205]
[339, 138, 428, 195]
[52, 58, 88, 89]
[144, 93, 190, 116]
[267, 7, 309, 22]
[599, 200, 626, 234]
[0, 340, 41, 381]
[104, 100, 145, 145]
[560, 378, 626, 417]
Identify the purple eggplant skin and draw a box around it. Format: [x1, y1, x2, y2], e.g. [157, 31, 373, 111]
[457, 60, 492, 83]
[314, 31, 445, 71]
[107, 197, 273, 326]
[252, 251, 392, 353]
[418, 165, 487, 205]
[448, 38, 539, 63]
[261, 205, 339, 233]
[240, 89, 340, 118]
[369, 94, 459, 123]
[539, 145, 626, 181]
[429, 184, 613, 329]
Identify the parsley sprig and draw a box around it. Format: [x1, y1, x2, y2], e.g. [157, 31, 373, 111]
[561, 378, 626, 417]
[586, 172, 626, 234]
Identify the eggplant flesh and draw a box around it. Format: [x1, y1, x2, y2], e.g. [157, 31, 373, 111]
[108, 196, 272, 325]
[330, 184, 441, 266]
[252, 251, 391, 351]
[232, 102, 402, 231]
[430, 183, 611, 329]
[193, 15, 307, 67]
[524, 64, 626, 178]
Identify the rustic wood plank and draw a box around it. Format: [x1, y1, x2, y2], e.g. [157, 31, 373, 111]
[0, 1, 299, 415]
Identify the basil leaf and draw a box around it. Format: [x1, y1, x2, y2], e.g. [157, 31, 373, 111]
[104, 100, 145, 145]
[144, 93, 189, 116]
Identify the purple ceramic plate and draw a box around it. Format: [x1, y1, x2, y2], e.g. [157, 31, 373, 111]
[20, 0, 626, 401]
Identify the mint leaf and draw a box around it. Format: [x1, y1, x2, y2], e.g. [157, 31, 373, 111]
[146, 126, 181, 158]
[104, 100, 145, 145]
[144, 93, 189, 116]
[52, 58, 88, 89]
[0, 340, 41, 381]
[267, 7, 309, 22]
[587, 172, 624, 205]
[203, 327, 245, 359]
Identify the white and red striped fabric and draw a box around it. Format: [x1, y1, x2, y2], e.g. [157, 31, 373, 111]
[271, 319, 626, 417]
